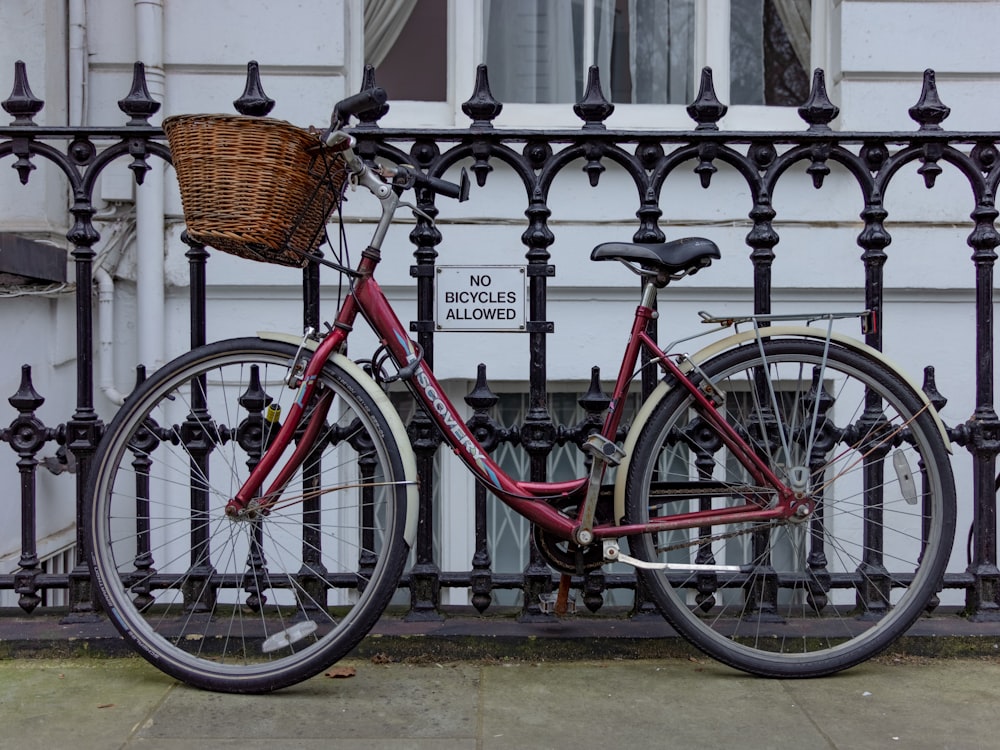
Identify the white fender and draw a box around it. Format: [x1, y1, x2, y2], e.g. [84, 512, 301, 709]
[258, 332, 419, 545]
[614, 326, 952, 525]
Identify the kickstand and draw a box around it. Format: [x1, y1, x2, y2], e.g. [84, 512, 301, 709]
[554, 573, 573, 616]
[539, 573, 578, 615]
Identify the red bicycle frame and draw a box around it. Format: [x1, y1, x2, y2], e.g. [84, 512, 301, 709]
[226, 247, 803, 541]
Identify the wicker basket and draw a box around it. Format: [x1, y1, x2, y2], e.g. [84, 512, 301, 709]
[163, 114, 347, 267]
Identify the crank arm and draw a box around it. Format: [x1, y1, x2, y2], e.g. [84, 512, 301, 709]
[603, 541, 748, 573]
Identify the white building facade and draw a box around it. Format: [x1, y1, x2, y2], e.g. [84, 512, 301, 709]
[1, 0, 998, 610]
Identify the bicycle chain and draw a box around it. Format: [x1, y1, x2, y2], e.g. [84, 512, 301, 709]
[652, 519, 783, 555]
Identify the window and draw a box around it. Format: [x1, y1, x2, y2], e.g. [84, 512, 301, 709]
[363, 0, 826, 127]
[483, 0, 811, 106]
[730, 0, 811, 106]
[367, 0, 448, 102]
[485, 0, 695, 105]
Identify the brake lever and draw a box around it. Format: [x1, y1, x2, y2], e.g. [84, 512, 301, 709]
[398, 200, 435, 225]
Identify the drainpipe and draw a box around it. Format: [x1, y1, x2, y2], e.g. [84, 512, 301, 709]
[68, 0, 87, 126]
[134, 0, 166, 373]
[92, 207, 137, 406]
[70, 0, 130, 407]
[69, 2, 138, 406]
[95, 265, 127, 405]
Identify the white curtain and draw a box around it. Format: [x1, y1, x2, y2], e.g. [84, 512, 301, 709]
[772, 0, 811, 69]
[484, 0, 614, 104]
[364, 0, 419, 68]
[731, 0, 766, 104]
[627, 0, 695, 104]
[731, 0, 811, 104]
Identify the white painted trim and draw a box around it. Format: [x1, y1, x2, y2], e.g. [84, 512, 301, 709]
[701, 0, 730, 104]
[346, 0, 365, 95]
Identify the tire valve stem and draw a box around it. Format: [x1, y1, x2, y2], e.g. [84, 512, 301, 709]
[264, 403, 282, 448]
[265, 403, 281, 423]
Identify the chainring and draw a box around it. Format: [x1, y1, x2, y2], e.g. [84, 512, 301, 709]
[531, 496, 613, 575]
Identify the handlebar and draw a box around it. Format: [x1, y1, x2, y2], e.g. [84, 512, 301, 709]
[389, 164, 471, 202]
[330, 87, 387, 127]
[324, 89, 469, 204]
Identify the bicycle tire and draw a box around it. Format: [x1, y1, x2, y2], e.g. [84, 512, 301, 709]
[624, 338, 955, 677]
[88, 337, 411, 693]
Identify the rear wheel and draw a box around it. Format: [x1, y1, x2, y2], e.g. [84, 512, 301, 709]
[88, 338, 411, 693]
[625, 338, 955, 677]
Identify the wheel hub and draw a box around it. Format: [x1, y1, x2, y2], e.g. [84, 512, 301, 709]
[226, 498, 264, 521]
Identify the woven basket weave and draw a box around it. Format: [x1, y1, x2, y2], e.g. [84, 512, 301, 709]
[163, 114, 347, 267]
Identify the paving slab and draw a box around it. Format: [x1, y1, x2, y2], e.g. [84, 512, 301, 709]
[138, 662, 481, 747]
[0, 659, 174, 750]
[787, 658, 1000, 750]
[479, 660, 821, 749]
[0, 656, 998, 749]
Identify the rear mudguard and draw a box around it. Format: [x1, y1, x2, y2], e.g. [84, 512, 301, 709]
[258, 331, 419, 546]
[614, 326, 952, 525]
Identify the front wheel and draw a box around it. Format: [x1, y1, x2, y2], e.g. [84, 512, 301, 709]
[625, 338, 955, 677]
[88, 338, 411, 693]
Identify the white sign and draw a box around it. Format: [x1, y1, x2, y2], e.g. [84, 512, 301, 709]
[435, 265, 527, 332]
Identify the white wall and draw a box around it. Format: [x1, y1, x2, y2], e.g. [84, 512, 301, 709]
[0, 1, 78, 568]
[838, 0, 1000, 130]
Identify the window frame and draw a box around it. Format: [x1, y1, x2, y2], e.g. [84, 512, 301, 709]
[349, 0, 835, 129]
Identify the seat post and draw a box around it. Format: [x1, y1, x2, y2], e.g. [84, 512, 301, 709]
[640, 277, 659, 309]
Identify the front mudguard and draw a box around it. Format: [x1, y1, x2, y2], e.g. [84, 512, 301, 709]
[257, 331, 419, 546]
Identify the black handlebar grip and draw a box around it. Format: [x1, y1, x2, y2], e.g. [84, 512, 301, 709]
[332, 87, 388, 123]
[415, 168, 471, 202]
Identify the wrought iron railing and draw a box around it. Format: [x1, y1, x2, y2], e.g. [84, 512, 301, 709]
[1, 60, 998, 624]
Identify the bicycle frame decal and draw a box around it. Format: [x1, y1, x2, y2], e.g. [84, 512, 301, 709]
[294, 374, 316, 408]
[378, 297, 508, 493]
[414, 367, 496, 468]
[393, 328, 418, 362]
[390, 324, 481, 460]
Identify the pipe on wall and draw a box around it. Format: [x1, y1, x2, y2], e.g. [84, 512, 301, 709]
[134, 0, 166, 373]
[68, 0, 87, 127]
[70, 1, 168, 403]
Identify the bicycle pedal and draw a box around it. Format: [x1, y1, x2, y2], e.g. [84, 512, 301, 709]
[582, 434, 626, 466]
[538, 592, 577, 615]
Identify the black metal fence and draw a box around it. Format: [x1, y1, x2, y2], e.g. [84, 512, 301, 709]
[1, 60, 998, 624]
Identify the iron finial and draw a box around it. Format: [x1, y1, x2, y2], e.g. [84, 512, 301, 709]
[118, 62, 161, 125]
[908, 69, 950, 130]
[574, 66, 614, 130]
[2, 60, 44, 125]
[462, 64, 503, 128]
[687, 67, 727, 130]
[234, 61, 275, 116]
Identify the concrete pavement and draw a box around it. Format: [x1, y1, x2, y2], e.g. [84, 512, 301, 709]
[1, 654, 998, 749]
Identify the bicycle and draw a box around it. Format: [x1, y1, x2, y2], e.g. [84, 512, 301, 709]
[87, 88, 956, 693]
